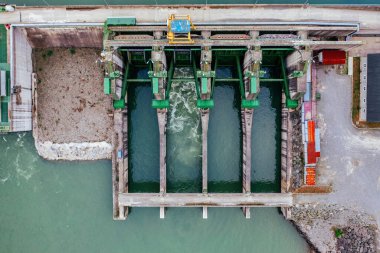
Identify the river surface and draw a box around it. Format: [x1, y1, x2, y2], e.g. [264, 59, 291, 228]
[0, 67, 309, 252]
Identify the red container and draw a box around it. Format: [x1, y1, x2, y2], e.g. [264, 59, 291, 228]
[308, 121, 315, 143]
[307, 142, 317, 164]
[319, 50, 346, 65]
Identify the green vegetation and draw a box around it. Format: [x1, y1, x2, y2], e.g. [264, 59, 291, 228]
[69, 48, 76, 55]
[42, 49, 54, 60]
[46, 50, 54, 57]
[334, 228, 344, 238]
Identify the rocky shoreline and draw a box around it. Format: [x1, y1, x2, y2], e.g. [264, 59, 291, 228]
[283, 101, 379, 252]
[34, 140, 112, 160]
[290, 110, 304, 191]
[290, 204, 378, 253]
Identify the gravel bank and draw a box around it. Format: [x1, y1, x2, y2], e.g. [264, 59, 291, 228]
[34, 48, 112, 143]
[33, 48, 113, 160]
[291, 204, 378, 253]
[290, 110, 304, 190]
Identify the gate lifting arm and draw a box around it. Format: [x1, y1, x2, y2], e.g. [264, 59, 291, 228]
[196, 48, 215, 109]
[149, 47, 170, 109]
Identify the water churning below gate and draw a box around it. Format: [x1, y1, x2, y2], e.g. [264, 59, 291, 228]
[0, 67, 309, 252]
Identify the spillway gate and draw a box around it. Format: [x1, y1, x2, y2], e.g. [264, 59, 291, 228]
[102, 17, 361, 220]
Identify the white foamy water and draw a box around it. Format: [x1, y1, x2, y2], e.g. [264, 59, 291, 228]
[167, 68, 202, 182]
[0, 134, 40, 184]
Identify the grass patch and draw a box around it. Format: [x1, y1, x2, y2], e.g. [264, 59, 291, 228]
[46, 50, 54, 57]
[42, 49, 54, 60]
[334, 228, 344, 238]
[69, 48, 76, 55]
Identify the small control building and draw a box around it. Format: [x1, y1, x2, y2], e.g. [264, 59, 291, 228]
[367, 54, 380, 122]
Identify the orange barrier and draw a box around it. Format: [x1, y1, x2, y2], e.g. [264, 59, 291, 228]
[305, 167, 316, 185]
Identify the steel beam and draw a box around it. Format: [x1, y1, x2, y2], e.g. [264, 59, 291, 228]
[105, 39, 362, 49]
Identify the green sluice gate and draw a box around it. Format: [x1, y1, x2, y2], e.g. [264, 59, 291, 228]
[103, 47, 301, 111]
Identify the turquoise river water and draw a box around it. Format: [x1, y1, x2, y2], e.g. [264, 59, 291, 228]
[0, 66, 310, 252]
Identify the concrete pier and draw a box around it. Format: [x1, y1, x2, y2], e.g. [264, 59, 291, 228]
[112, 109, 128, 220]
[157, 110, 167, 218]
[201, 111, 209, 195]
[201, 110, 209, 219]
[241, 109, 253, 218]
[281, 97, 292, 194]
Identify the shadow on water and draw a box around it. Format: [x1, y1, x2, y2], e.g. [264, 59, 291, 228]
[208, 68, 282, 193]
[128, 67, 283, 194]
[128, 68, 160, 192]
[208, 82, 242, 193]
[251, 83, 282, 193]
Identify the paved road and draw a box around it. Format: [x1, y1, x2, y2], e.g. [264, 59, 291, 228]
[1, 5, 380, 34]
[297, 66, 380, 227]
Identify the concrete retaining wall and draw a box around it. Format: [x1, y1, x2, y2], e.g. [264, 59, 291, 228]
[31, 49, 112, 161]
[25, 27, 103, 48]
[11, 27, 33, 132]
[34, 141, 112, 160]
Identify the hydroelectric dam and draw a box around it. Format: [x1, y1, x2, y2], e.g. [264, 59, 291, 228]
[0, 5, 373, 221]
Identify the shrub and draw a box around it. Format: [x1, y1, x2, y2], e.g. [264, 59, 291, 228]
[334, 228, 344, 238]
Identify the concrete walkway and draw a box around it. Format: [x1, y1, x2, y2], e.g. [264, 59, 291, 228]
[1, 5, 380, 33]
[296, 66, 380, 227]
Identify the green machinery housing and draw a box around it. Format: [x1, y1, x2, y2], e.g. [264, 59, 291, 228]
[102, 18, 300, 111]
[0, 25, 10, 132]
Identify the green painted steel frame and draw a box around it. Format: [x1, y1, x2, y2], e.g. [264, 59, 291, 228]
[211, 56, 218, 98]
[192, 52, 201, 99]
[111, 47, 297, 110]
[280, 56, 298, 109]
[280, 55, 291, 99]
[113, 63, 130, 109]
[106, 17, 136, 26]
[165, 56, 175, 99]
[235, 55, 246, 100]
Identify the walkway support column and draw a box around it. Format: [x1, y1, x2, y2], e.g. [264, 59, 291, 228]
[240, 46, 262, 218]
[201, 110, 209, 219]
[198, 47, 214, 219]
[158, 111, 167, 219]
[150, 46, 168, 219]
[241, 109, 253, 219]
[112, 108, 128, 220]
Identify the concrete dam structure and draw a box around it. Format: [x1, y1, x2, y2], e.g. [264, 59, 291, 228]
[0, 5, 366, 219]
[2, 4, 380, 252]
